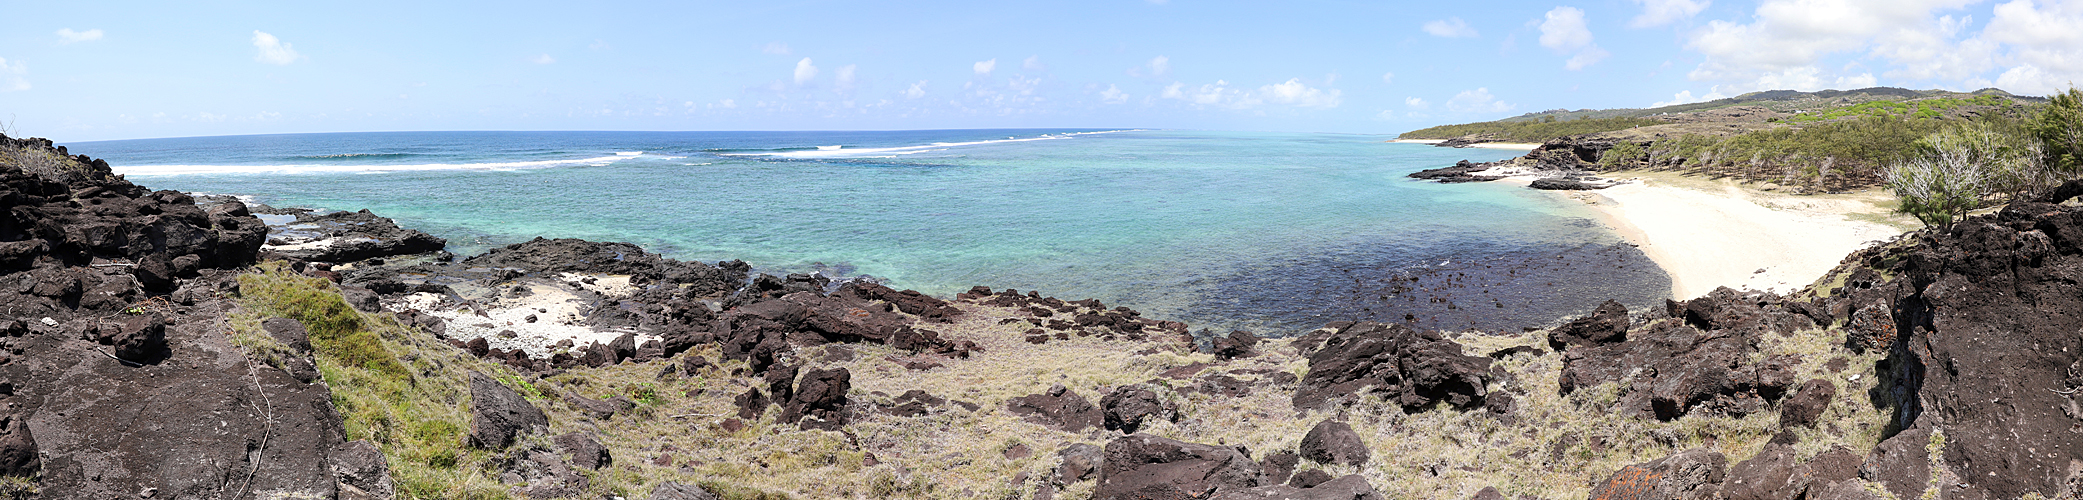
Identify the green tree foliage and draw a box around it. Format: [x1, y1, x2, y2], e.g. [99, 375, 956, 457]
[1886, 122, 2044, 227]
[2030, 87, 2083, 181]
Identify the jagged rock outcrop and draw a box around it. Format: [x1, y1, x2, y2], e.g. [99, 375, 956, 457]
[1298, 420, 1369, 467]
[1290, 321, 1491, 412]
[262, 208, 447, 263]
[1587, 447, 1727, 500]
[1557, 288, 1809, 421]
[1100, 383, 1177, 435]
[0, 134, 358, 497]
[1548, 299, 1630, 350]
[1010, 384, 1105, 432]
[1095, 433, 1263, 500]
[467, 371, 549, 449]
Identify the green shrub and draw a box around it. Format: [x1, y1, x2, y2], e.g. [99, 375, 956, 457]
[2030, 87, 2083, 183]
[1886, 122, 2042, 226]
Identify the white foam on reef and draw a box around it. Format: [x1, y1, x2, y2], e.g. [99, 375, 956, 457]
[111, 154, 642, 176]
[729, 129, 1143, 159]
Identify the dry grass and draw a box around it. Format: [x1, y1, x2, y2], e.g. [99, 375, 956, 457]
[228, 260, 1906, 499]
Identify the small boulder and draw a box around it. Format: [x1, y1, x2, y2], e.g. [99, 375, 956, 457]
[1298, 420, 1369, 467]
[329, 440, 396, 500]
[1289, 469, 1333, 488]
[0, 413, 37, 476]
[1213, 474, 1382, 500]
[1469, 486, 1506, 500]
[1101, 384, 1176, 435]
[109, 313, 169, 364]
[554, 432, 612, 470]
[467, 371, 549, 449]
[1779, 379, 1836, 429]
[1260, 451, 1299, 485]
[1009, 385, 1104, 432]
[1095, 433, 1262, 500]
[1211, 330, 1260, 360]
[1548, 300, 1629, 350]
[783, 367, 851, 430]
[262, 317, 314, 353]
[1053, 443, 1104, 486]
[649, 482, 721, 500]
[1719, 443, 1803, 500]
[1587, 447, 1727, 500]
[1859, 428, 1930, 500]
[733, 387, 770, 420]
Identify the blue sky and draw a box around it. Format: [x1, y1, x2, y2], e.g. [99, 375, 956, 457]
[3, 0, 2078, 141]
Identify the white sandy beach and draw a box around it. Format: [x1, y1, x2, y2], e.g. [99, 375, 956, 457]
[1578, 180, 1905, 299]
[1479, 169, 1908, 299]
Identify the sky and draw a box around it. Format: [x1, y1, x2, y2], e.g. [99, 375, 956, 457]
[2, 0, 2080, 142]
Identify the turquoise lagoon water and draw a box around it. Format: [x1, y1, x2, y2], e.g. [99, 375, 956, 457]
[68, 129, 1669, 334]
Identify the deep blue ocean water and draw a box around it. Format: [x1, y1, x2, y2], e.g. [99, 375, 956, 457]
[67, 129, 1669, 334]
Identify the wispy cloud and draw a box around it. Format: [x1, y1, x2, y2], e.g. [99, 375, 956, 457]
[533, 54, 556, 64]
[251, 30, 302, 65]
[973, 59, 997, 76]
[763, 42, 791, 55]
[1540, 7, 1609, 70]
[1405, 97, 1430, 109]
[1446, 87, 1513, 113]
[1159, 78, 1341, 109]
[904, 80, 927, 99]
[836, 64, 857, 90]
[794, 57, 818, 85]
[1100, 84, 1128, 104]
[0, 57, 27, 92]
[56, 28, 103, 44]
[1422, 17, 1480, 38]
[1381, 72, 1395, 84]
[1627, 0, 1710, 27]
[1024, 55, 1046, 72]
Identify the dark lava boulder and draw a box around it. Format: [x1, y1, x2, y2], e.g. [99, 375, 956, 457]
[266, 209, 447, 263]
[1210, 330, 1260, 360]
[329, 440, 397, 500]
[834, 280, 962, 322]
[1291, 321, 1491, 412]
[1100, 383, 1177, 435]
[782, 367, 851, 430]
[1211, 474, 1382, 500]
[1548, 299, 1629, 350]
[468, 371, 549, 449]
[1719, 443, 1804, 500]
[1010, 384, 1105, 432]
[1556, 314, 1797, 420]
[1586, 447, 1727, 500]
[1095, 433, 1262, 500]
[1778, 378, 1836, 429]
[554, 432, 612, 470]
[1298, 420, 1369, 467]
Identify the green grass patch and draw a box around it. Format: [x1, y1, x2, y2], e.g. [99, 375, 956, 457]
[1399, 116, 1663, 142]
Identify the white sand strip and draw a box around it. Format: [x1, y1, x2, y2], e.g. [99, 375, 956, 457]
[1579, 182, 1903, 299]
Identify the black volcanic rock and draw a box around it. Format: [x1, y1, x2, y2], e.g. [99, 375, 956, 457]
[1095, 433, 1261, 500]
[1291, 321, 1490, 412]
[267, 209, 447, 263]
[1548, 299, 1629, 350]
[462, 237, 748, 297]
[1010, 384, 1104, 432]
[468, 371, 548, 449]
[1298, 420, 1369, 467]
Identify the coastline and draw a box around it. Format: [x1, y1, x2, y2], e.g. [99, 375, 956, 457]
[1388, 138, 1540, 150]
[1488, 169, 1910, 299]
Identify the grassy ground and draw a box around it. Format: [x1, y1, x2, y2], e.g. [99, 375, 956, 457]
[228, 259, 1908, 499]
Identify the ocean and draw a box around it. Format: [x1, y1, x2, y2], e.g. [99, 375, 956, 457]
[67, 129, 1669, 335]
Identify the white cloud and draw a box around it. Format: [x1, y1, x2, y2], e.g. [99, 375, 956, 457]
[974, 59, 997, 76]
[904, 80, 927, 99]
[1540, 7, 1609, 70]
[251, 30, 302, 65]
[533, 54, 555, 64]
[1681, 0, 1997, 93]
[836, 64, 857, 90]
[1540, 8, 1595, 51]
[590, 39, 610, 50]
[1405, 97, 1430, 109]
[1982, 0, 2083, 94]
[1149, 56, 1170, 77]
[1566, 47, 1611, 70]
[56, 28, 103, 44]
[1024, 56, 1046, 72]
[1651, 89, 1727, 107]
[1627, 0, 1709, 28]
[1100, 84, 1128, 104]
[1376, 109, 1396, 120]
[1446, 88, 1514, 113]
[0, 57, 26, 92]
[1381, 72, 1395, 84]
[1158, 78, 1340, 109]
[1260, 78, 1343, 108]
[720, 99, 737, 109]
[794, 57, 818, 85]
[763, 42, 791, 55]
[1423, 17, 1480, 38]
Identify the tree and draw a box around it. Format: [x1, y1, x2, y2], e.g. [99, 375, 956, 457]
[2031, 87, 2083, 183]
[1886, 122, 2041, 227]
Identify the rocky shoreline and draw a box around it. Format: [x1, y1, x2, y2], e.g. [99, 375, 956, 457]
[4, 131, 2083, 499]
